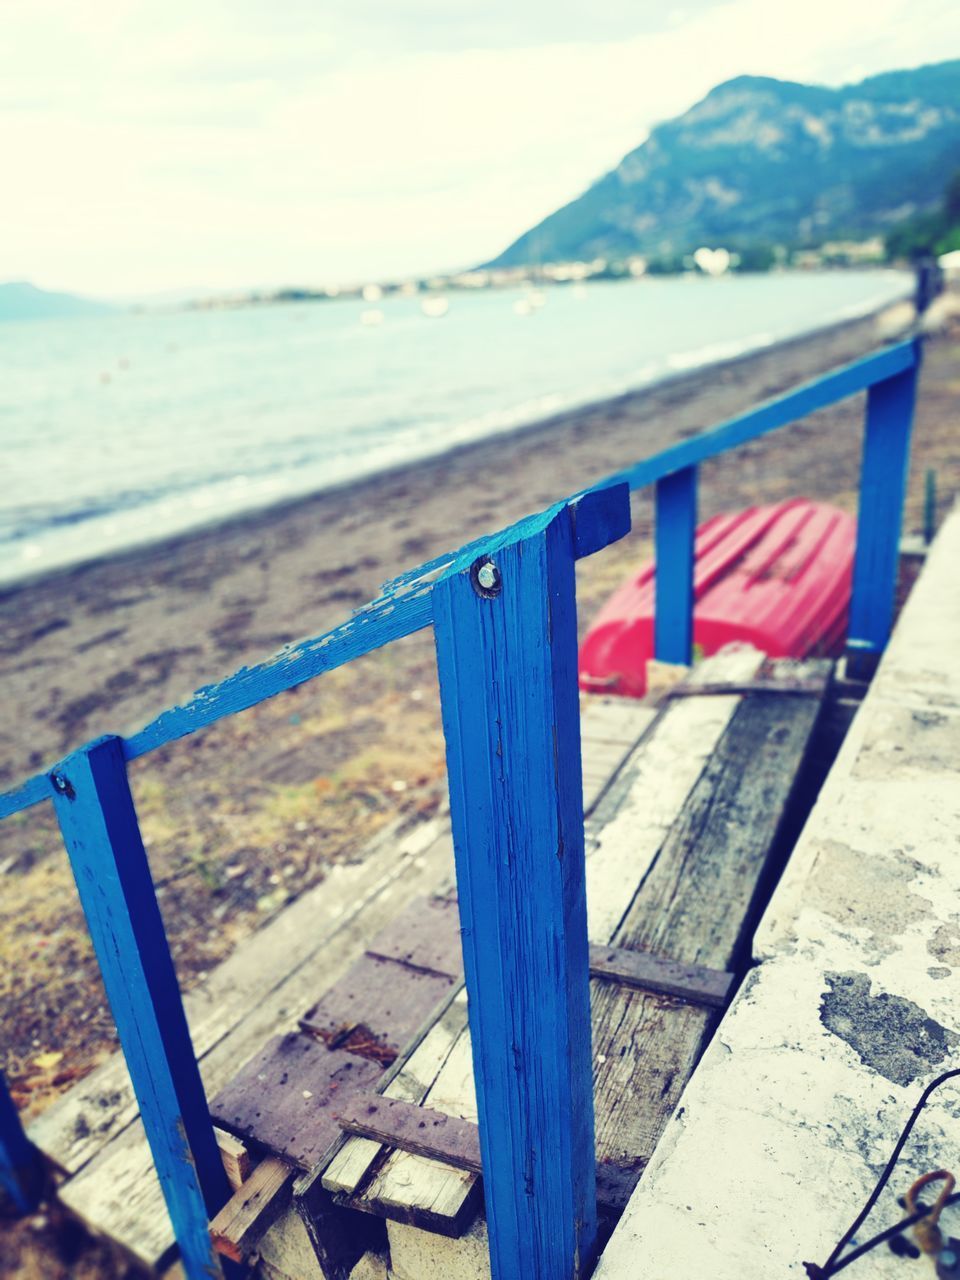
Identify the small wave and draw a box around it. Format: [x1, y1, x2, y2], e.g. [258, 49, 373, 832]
[666, 331, 776, 373]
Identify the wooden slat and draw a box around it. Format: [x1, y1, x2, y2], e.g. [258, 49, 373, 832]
[363, 897, 463, 979]
[589, 677, 829, 1185]
[336, 1095, 637, 1213]
[210, 1156, 295, 1262]
[583, 687, 752, 944]
[321, 992, 469, 1199]
[340, 1096, 482, 1174]
[299, 954, 456, 1063]
[211, 1033, 383, 1171]
[587, 945, 732, 1008]
[216, 1129, 253, 1193]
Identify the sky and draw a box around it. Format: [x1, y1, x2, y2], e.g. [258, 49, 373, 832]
[2, 0, 959, 298]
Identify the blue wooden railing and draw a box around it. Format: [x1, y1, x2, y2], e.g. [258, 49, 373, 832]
[0, 338, 921, 1279]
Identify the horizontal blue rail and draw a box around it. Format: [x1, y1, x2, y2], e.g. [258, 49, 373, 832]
[0, 337, 921, 1280]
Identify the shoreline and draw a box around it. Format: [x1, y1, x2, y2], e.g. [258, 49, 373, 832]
[0, 301, 908, 602]
[0, 303, 917, 793]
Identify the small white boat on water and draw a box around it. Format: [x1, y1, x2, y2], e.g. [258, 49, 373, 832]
[420, 295, 449, 318]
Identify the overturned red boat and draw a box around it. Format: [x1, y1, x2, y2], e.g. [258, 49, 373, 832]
[579, 498, 855, 698]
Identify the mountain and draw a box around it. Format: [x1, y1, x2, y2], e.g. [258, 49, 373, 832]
[488, 60, 960, 268]
[0, 281, 113, 322]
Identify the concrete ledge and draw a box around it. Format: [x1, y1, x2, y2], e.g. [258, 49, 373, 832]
[596, 506, 960, 1279]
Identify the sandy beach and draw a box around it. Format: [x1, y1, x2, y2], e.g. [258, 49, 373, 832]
[1, 306, 959, 1277]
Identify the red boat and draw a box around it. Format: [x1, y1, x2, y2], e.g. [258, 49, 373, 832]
[579, 498, 856, 698]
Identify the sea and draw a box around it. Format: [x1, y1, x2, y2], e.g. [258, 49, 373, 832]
[0, 269, 910, 587]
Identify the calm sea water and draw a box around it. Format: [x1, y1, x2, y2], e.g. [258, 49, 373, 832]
[0, 270, 909, 586]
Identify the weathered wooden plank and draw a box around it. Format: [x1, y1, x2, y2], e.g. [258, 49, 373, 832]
[338, 1097, 482, 1172]
[335, 1096, 637, 1211]
[49, 736, 234, 1280]
[613, 682, 828, 969]
[210, 1156, 295, 1262]
[322, 992, 469, 1199]
[363, 897, 463, 979]
[588, 680, 829, 1191]
[587, 945, 732, 1008]
[31, 812, 451, 1176]
[299, 955, 456, 1064]
[54, 818, 456, 1269]
[583, 646, 764, 945]
[433, 501, 612, 1279]
[358, 1151, 482, 1238]
[580, 698, 659, 815]
[211, 1035, 383, 1171]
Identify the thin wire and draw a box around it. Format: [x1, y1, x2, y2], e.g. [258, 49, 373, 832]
[809, 1068, 960, 1276]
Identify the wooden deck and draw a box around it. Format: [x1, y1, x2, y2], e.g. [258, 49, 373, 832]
[300, 652, 832, 1279]
[25, 685, 657, 1271]
[84, 645, 831, 1280]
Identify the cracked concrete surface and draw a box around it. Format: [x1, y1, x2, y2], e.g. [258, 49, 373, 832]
[595, 506, 960, 1280]
[820, 971, 958, 1085]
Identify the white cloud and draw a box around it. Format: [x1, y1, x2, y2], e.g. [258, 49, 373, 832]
[1, 0, 958, 295]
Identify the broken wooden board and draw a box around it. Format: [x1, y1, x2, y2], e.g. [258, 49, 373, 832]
[210, 1155, 295, 1262]
[321, 990, 469, 1202]
[334, 1094, 639, 1212]
[212, 1034, 383, 1170]
[32, 809, 451, 1178]
[217, 1128, 253, 1192]
[328, 655, 830, 1240]
[53, 816, 457, 1272]
[300, 954, 456, 1064]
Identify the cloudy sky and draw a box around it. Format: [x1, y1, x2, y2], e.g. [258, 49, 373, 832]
[2, 0, 958, 297]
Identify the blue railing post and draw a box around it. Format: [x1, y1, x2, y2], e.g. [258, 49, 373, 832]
[433, 491, 629, 1280]
[847, 342, 921, 677]
[49, 737, 235, 1280]
[0, 1071, 43, 1213]
[654, 464, 698, 665]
